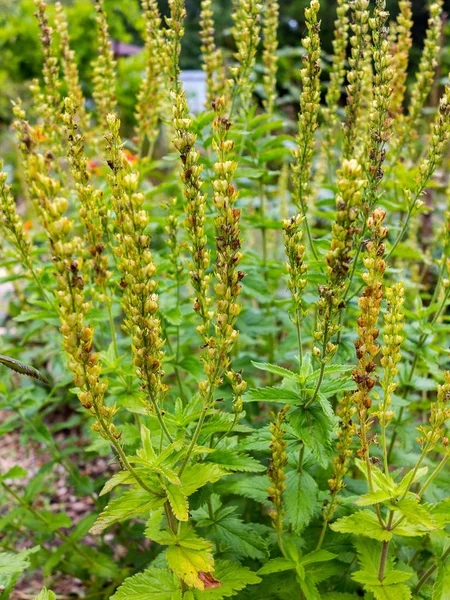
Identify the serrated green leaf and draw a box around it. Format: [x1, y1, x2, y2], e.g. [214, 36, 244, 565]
[224, 475, 272, 505]
[111, 567, 179, 599]
[299, 549, 336, 566]
[252, 362, 301, 382]
[355, 460, 396, 495]
[181, 464, 227, 496]
[352, 539, 412, 599]
[144, 512, 178, 546]
[365, 583, 412, 600]
[0, 550, 32, 576]
[433, 499, 450, 527]
[356, 489, 394, 506]
[390, 498, 435, 530]
[331, 510, 391, 541]
[288, 405, 332, 468]
[205, 449, 264, 473]
[299, 576, 320, 600]
[397, 467, 428, 495]
[257, 557, 295, 575]
[90, 488, 165, 534]
[305, 365, 353, 384]
[164, 483, 189, 521]
[244, 386, 301, 403]
[284, 470, 318, 534]
[100, 471, 135, 496]
[193, 496, 268, 560]
[433, 558, 450, 600]
[0, 546, 39, 593]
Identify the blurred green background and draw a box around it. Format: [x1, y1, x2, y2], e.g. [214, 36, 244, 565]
[0, 0, 449, 129]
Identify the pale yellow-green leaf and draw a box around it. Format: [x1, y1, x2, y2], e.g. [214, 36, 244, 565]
[331, 510, 392, 541]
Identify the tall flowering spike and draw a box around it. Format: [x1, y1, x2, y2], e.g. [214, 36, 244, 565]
[268, 405, 289, 544]
[389, 86, 450, 257]
[105, 114, 168, 419]
[31, 0, 62, 140]
[91, 0, 117, 131]
[164, 0, 186, 91]
[0, 165, 33, 273]
[417, 86, 450, 189]
[62, 98, 109, 291]
[319, 392, 357, 544]
[28, 156, 115, 439]
[389, 0, 413, 117]
[322, 0, 349, 161]
[313, 159, 365, 363]
[167, 0, 212, 336]
[191, 97, 247, 414]
[231, 0, 262, 111]
[262, 0, 279, 114]
[283, 215, 308, 341]
[135, 0, 164, 155]
[364, 0, 394, 213]
[12, 100, 50, 214]
[417, 372, 450, 452]
[393, 0, 443, 155]
[342, 0, 369, 160]
[172, 91, 213, 336]
[54, 3, 87, 129]
[292, 0, 321, 216]
[200, 0, 226, 107]
[164, 197, 183, 284]
[380, 283, 405, 416]
[441, 185, 450, 288]
[379, 282, 404, 472]
[204, 97, 246, 405]
[352, 208, 388, 458]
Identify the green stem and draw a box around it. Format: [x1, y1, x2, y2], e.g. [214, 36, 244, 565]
[418, 452, 449, 499]
[415, 546, 450, 595]
[378, 511, 394, 581]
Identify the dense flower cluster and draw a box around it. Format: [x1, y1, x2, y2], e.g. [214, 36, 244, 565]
[231, 0, 262, 111]
[343, 0, 369, 160]
[135, 0, 164, 154]
[91, 0, 117, 130]
[314, 159, 365, 364]
[292, 0, 321, 227]
[105, 115, 169, 431]
[262, 0, 279, 114]
[268, 405, 289, 547]
[352, 208, 388, 457]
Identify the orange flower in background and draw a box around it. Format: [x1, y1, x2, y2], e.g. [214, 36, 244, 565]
[123, 148, 138, 165]
[24, 220, 33, 232]
[33, 127, 46, 143]
[88, 158, 102, 175]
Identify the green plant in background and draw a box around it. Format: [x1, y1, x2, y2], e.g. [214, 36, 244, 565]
[0, 0, 450, 598]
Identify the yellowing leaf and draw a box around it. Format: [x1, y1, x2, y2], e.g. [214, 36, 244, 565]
[166, 528, 214, 590]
